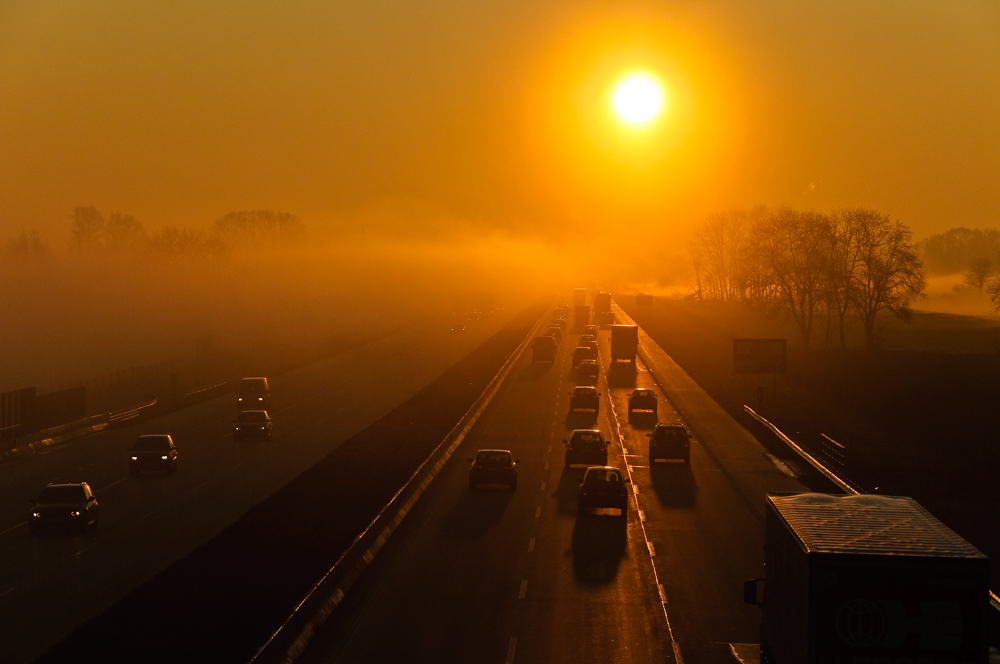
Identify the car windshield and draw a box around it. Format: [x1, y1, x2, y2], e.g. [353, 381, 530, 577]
[134, 436, 170, 451]
[37, 486, 86, 504]
[475, 451, 512, 466]
[653, 426, 685, 440]
[237, 411, 268, 422]
[570, 431, 603, 449]
[574, 387, 595, 396]
[239, 380, 267, 395]
[584, 469, 621, 486]
[634, 390, 653, 397]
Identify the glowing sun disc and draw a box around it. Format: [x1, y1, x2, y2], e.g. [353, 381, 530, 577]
[614, 76, 661, 123]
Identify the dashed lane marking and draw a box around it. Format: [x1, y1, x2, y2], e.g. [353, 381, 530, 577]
[534, 507, 541, 518]
[528, 538, 535, 552]
[648, 542, 656, 556]
[0, 522, 27, 538]
[98, 477, 129, 492]
[75, 541, 98, 557]
[544, 462, 549, 470]
[540, 482, 546, 491]
[638, 510, 645, 522]
[506, 637, 517, 664]
[764, 452, 799, 478]
[518, 580, 528, 599]
[0, 586, 15, 600]
[658, 584, 667, 602]
[632, 484, 640, 494]
[547, 445, 552, 452]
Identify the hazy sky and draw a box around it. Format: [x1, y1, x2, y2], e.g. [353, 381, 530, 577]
[2, 0, 998, 240]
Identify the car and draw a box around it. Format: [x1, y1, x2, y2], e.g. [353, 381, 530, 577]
[581, 337, 599, 354]
[555, 305, 569, 317]
[552, 317, 567, 331]
[468, 449, 519, 489]
[29, 483, 99, 536]
[647, 423, 691, 463]
[578, 466, 630, 518]
[129, 434, 178, 476]
[572, 345, 596, 367]
[547, 325, 563, 342]
[628, 389, 658, 417]
[582, 324, 597, 337]
[569, 385, 600, 412]
[237, 377, 270, 411]
[451, 321, 466, 333]
[564, 429, 608, 468]
[234, 409, 273, 440]
[577, 359, 599, 383]
[598, 311, 615, 326]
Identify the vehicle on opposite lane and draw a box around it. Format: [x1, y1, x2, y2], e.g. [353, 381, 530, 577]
[647, 423, 690, 463]
[467, 449, 519, 490]
[564, 429, 609, 468]
[627, 388, 658, 417]
[29, 483, 99, 536]
[233, 410, 273, 441]
[128, 434, 178, 476]
[237, 377, 271, 411]
[578, 466, 630, 519]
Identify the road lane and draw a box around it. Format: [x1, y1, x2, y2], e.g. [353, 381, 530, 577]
[0, 309, 515, 664]
[300, 307, 818, 664]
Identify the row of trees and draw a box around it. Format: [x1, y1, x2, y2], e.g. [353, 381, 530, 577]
[690, 207, 926, 350]
[918, 227, 1000, 275]
[68, 207, 307, 255]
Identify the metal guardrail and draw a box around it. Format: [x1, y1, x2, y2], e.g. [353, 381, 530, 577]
[109, 399, 157, 426]
[248, 308, 549, 664]
[182, 380, 234, 405]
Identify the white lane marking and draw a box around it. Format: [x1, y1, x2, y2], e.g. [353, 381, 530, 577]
[630, 465, 649, 469]
[534, 507, 541, 518]
[138, 507, 164, 523]
[0, 522, 27, 537]
[543, 462, 549, 470]
[192, 480, 210, 491]
[674, 643, 685, 664]
[506, 637, 517, 664]
[518, 580, 528, 599]
[658, 584, 667, 602]
[764, 453, 799, 478]
[547, 445, 551, 452]
[528, 538, 535, 552]
[623, 453, 644, 457]
[638, 510, 645, 522]
[75, 542, 98, 557]
[0, 586, 16, 599]
[647, 542, 656, 556]
[98, 477, 129, 492]
[632, 484, 640, 495]
[726, 643, 758, 663]
[540, 482, 546, 491]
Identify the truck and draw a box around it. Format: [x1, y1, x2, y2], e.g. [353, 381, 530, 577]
[610, 324, 638, 363]
[745, 493, 990, 664]
[573, 288, 587, 306]
[593, 291, 611, 314]
[574, 304, 590, 325]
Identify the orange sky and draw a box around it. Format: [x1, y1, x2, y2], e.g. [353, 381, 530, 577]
[1, 0, 998, 241]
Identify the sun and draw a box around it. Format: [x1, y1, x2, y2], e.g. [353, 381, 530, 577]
[614, 75, 663, 123]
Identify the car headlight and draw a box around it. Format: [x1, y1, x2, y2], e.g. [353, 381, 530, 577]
[257, 397, 263, 401]
[161, 455, 169, 460]
[71, 511, 81, 517]
[131, 456, 138, 460]
[238, 397, 243, 401]
[235, 426, 241, 430]
[32, 512, 41, 518]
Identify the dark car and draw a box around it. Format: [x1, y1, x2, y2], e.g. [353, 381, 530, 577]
[572, 345, 597, 367]
[234, 409, 273, 441]
[628, 389, 658, 417]
[577, 359, 599, 383]
[647, 423, 690, 463]
[564, 429, 608, 468]
[533, 335, 558, 362]
[29, 483, 99, 536]
[237, 377, 270, 411]
[578, 466, 630, 518]
[552, 317, 567, 331]
[581, 337, 599, 354]
[569, 385, 600, 412]
[129, 434, 177, 476]
[582, 324, 598, 337]
[598, 311, 615, 327]
[547, 325, 563, 342]
[468, 449, 519, 489]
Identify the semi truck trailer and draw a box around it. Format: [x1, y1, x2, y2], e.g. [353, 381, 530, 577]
[746, 493, 990, 664]
[610, 324, 638, 363]
[593, 291, 611, 314]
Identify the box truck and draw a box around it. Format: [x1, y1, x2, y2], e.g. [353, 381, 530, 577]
[610, 325, 638, 363]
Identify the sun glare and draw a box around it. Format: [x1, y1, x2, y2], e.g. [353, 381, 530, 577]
[614, 75, 662, 123]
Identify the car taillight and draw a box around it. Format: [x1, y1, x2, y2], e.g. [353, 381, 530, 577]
[600, 444, 606, 451]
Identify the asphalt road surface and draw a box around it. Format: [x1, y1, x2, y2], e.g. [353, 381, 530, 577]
[0, 309, 515, 664]
[299, 306, 811, 664]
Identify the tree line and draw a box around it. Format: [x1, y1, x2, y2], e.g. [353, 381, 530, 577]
[689, 206, 925, 351]
[67, 207, 307, 255]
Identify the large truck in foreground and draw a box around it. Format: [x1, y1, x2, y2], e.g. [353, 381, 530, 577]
[610, 324, 638, 364]
[746, 493, 990, 664]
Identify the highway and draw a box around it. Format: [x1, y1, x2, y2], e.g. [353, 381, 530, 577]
[297, 304, 812, 664]
[0, 309, 516, 664]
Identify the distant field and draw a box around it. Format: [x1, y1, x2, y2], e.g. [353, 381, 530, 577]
[619, 295, 1000, 589]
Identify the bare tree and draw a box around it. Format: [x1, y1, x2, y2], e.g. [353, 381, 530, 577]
[688, 206, 768, 301]
[846, 209, 925, 350]
[963, 256, 994, 295]
[149, 226, 210, 255]
[823, 209, 864, 349]
[104, 212, 146, 250]
[7, 229, 47, 257]
[754, 208, 832, 349]
[70, 206, 105, 249]
[213, 210, 306, 249]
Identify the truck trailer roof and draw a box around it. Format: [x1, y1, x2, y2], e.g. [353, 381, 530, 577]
[768, 493, 986, 559]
